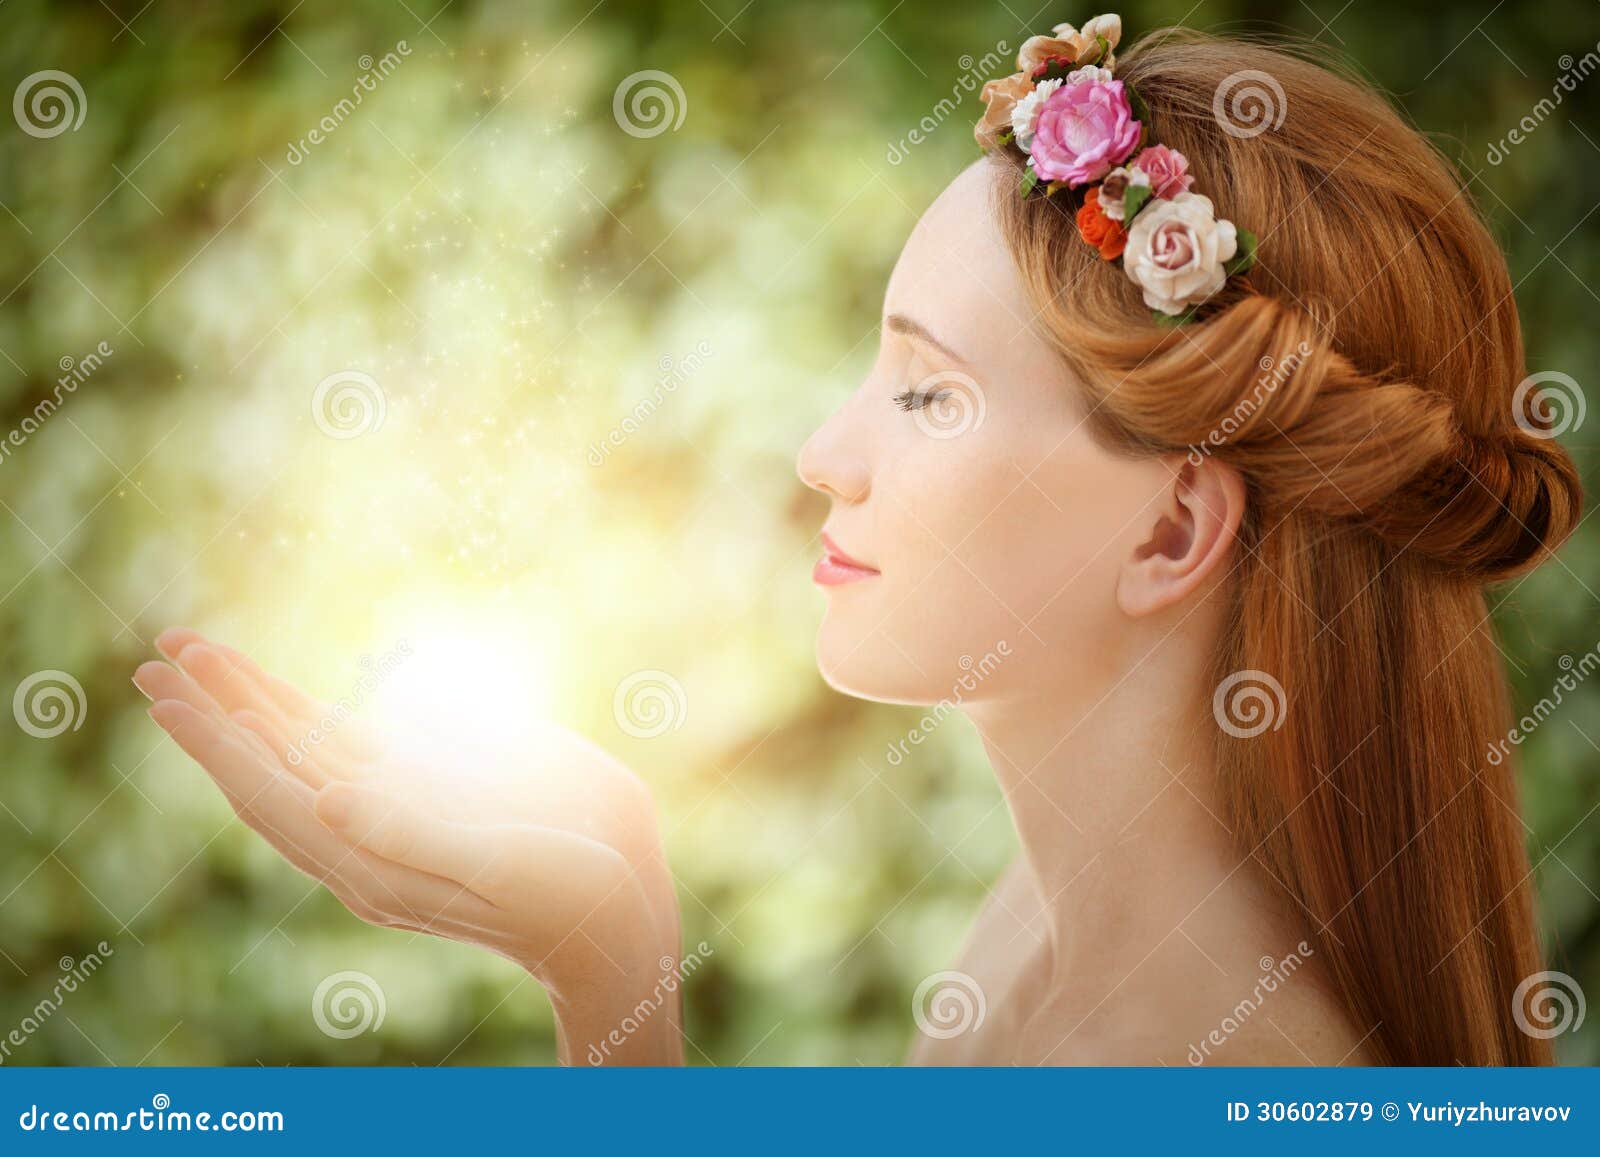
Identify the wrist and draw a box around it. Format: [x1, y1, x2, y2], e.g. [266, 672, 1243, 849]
[532, 866, 686, 1067]
[546, 939, 686, 1066]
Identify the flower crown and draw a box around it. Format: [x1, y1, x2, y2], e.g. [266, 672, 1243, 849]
[975, 14, 1257, 322]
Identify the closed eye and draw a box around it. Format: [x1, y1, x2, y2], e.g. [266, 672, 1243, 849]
[893, 388, 950, 412]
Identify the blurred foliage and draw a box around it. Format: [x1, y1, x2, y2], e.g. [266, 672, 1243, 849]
[0, 0, 1596, 1066]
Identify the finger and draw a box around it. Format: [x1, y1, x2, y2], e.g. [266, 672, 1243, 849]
[134, 659, 227, 719]
[151, 701, 496, 930]
[150, 699, 340, 868]
[316, 783, 499, 899]
[170, 642, 322, 767]
[164, 628, 385, 762]
[232, 710, 356, 790]
[136, 661, 283, 767]
[174, 643, 290, 725]
[154, 626, 206, 661]
[177, 644, 380, 779]
[254, 675, 386, 765]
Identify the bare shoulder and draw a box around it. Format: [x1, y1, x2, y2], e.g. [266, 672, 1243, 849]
[1017, 941, 1375, 1066]
[906, 858, 1049, 1064]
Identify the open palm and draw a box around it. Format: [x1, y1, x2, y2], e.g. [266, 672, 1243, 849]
[134, 628, 680, 1017]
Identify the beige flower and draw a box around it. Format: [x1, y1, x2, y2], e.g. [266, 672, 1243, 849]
[1017, 34, 1085, 75]
[1122, 192, 1239, 315]
[975, 72, 1034, 148]
[1024, 13, 1122, 73]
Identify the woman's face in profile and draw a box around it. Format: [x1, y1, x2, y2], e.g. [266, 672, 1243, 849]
[796, 162, 1177, 709]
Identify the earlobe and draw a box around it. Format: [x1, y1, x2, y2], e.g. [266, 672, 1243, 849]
[1116, 456, 1246, 618]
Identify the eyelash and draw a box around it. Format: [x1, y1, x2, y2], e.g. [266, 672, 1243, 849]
[893, 388, 950, 412]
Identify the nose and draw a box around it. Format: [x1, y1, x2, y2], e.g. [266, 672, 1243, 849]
[797, 404, 871, 504]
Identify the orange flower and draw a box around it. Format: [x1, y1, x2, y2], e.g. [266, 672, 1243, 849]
[1076, 186, 1127, 260]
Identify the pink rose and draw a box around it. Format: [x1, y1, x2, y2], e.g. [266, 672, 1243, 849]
[1131, 145, 1194, 199]
[1027, 75, 1141, 187]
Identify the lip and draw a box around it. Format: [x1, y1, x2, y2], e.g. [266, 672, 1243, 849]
[814, 531, 881, 586]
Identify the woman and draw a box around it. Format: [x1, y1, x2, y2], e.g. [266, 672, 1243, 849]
[133, 19, 1581, 1065]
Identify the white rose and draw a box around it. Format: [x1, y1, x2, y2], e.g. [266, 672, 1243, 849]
[1009, 78, 1061, 150]
[1063, 64, 1113, 85]
[1122, 193, 1240, 315]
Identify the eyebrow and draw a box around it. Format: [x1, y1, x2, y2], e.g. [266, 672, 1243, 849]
[885, 313, 969, 365]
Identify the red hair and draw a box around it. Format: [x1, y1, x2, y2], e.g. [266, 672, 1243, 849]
[993, 30, 1581, 1064]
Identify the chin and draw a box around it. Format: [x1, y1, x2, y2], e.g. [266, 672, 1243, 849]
[812, 559, 1029, 703]
[812, 606, 963, 708]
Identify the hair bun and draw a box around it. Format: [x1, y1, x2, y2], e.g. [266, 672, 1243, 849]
[1373, 428, 1583, 581]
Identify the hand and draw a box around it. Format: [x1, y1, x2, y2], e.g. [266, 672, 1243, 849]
[134, 627, 684, 1064]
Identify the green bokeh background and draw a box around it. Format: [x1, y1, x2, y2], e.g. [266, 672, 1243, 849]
[1, 0, 1596, 1065]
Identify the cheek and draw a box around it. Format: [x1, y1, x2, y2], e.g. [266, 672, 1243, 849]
[941, 450, 1127, 649]
[813, 432, 1028, 703]
[834, 426, 1132, 701]
[927, 427, 1130, 611]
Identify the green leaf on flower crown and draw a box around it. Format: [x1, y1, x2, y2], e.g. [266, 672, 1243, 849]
[1087, 35, 1111, 68]
[1045, 181, 1068, 197]
[996, 129, 1014, 148]
[1036, 58, 1074, 83]
[1121, 183, 1152, 222]
[1019, 167, 1039, 197]
[1224, 228, 1259, 277]
[1124, 81, 1152, 135]
[1153, 304, 1203, 327]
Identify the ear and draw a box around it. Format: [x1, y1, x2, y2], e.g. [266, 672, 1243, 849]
[1116, 454, 1246, 618]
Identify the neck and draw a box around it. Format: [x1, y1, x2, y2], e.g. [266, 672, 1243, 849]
[963, 629, 1266, 982]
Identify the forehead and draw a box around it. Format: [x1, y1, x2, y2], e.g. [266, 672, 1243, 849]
[883, 161, 1037, 355]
